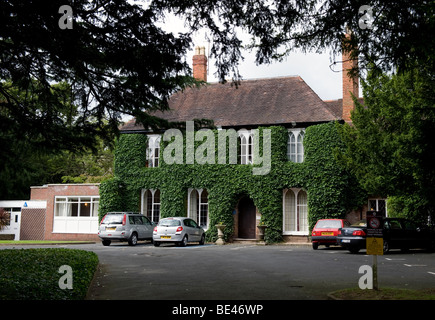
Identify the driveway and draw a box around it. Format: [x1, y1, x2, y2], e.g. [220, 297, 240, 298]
[82, 242, 435, 300]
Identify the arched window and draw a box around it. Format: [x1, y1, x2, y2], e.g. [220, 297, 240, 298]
[287, 130, 305, 163]
[283, 189, 308, 235]
[142, 189, 160, 223]
[188, 188, 209, 229]
[238, 130, 254, 164]
[146, 135, 161, 167]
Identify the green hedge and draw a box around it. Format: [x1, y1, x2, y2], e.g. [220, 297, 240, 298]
[100, 122, 365, 243]
[0, 248, 98, 300]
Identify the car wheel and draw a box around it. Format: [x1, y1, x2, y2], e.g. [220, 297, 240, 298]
[383, 240, 390, 254]
[128, 232, 138, 246]
[180, 235, 188, 247]
[102, 240, 111, 246]
[199, 234, 205, 245]
[154, 241, 160, 247]
[312, 242, 319, 250]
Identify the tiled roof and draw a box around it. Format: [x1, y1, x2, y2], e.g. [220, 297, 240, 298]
[121, 76, 340, 132]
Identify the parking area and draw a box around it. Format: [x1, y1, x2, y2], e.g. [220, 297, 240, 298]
[81, 242, 435, 300]
[2, 242, 434, 300]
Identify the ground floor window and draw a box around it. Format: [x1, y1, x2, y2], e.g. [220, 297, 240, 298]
[188, 188, 209, 229]
[283, 188, 308, 235]
[368, 198, 387, 216]
[141, 189, 161, 223]
[53, 196, 99, 233]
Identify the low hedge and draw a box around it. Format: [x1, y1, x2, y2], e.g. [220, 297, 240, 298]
[0, 248, 98, 300]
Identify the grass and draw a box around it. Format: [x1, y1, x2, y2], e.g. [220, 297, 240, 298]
[0, 248, 99, 300]
[329, 287, 435, 300]
[0, 240, 94, 245]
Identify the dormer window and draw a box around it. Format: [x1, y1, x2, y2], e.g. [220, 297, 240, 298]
[287, 129, 305, 163]
[146, 135, 161, 167]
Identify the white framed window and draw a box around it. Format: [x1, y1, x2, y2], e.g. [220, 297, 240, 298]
[188, 188, 209, 229]
[238, 130, 254, 164]
[287, 129, 305, 163]
[146, 135, 161, 167]
[368, 198, 387, 216]
[283, 188, 308, 235]
[53, 196, 99, 234]
[141, 189, 161, 223]
[54, 196, 99, 217]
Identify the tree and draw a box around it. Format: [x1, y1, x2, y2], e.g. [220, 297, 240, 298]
[336, 66, 435, 224]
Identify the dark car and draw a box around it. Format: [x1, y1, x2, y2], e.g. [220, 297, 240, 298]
[337, 218, 435, 254]
[311, 219, 350, 249]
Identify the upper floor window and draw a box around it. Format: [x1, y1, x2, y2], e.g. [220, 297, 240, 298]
[239, 130, 253, 164]
[146, 135, 161, 167]
[287, 130, 305, 163]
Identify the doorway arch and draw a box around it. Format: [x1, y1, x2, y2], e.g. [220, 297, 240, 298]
[237, 196, 257, 239]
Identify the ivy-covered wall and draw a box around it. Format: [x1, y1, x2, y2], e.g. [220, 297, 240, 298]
[99, 121, 365, 243]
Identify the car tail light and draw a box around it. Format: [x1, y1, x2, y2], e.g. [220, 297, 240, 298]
[312, 231, 317, 236]
[352, 230, 366, 236]
[176, 226, 183, 232]
[338, 230, 341, 235]
[100, 215, 106, 225]
[122, 214, 127, 226]
[153, 226, 158, 232]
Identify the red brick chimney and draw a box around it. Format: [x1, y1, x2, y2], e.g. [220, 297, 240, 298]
[342, 31, 359, 123]
[192, 46, 207, 82]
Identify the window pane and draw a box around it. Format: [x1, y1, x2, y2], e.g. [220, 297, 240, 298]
[284, 190, 296, 232]
[80, 202, 91, 217]
[297, 190, 308, 232]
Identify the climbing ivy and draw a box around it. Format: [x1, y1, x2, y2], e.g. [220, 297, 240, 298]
[99, 121, 365, 243]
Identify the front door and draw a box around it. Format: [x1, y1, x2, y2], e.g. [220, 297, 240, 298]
[238, 197, 256, 239]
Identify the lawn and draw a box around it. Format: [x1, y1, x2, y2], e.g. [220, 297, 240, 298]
[0, 248, 98, 300]
[0, 240, 95, 245]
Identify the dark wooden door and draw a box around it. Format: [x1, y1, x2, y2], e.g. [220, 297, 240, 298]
[238, 197, 256, 239]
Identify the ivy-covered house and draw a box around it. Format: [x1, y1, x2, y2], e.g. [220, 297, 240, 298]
[99, 46, 368, 243]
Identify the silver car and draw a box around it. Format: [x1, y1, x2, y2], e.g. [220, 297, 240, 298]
[98, 212, 154, 246]
[153, 217, 206, 247]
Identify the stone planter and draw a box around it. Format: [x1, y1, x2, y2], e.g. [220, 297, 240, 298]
[257, 225, 267, 241]
[215, 224, 226, 245]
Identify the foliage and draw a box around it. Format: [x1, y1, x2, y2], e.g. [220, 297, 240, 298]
[2, 1, 433, 154]
[336, 67, 435, 223]
[0, 248, 98, 300]
[100, 122, 365, 243]
[0, 208, 10, 231]
[152, 0, 435, 78]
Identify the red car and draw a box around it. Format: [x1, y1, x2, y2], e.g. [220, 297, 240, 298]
[311, 219, 350, 250]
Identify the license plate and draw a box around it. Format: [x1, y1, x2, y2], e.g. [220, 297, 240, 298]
[106, 227, 116, 231]
[321, 232, 334, 236]
[160, 236, 171, 239]
[342, 239, 350, 243]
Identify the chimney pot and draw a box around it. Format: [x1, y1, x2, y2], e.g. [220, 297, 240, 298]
[192, 46, 207, 82]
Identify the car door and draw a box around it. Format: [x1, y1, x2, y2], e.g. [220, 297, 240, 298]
[385, 219, 406, 249]
[133, 216, 147, 239]
[142, 216, 153, 239]
[184, 219, 200, 241]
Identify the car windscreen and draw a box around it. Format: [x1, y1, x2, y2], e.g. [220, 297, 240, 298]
[315, 220, 342, 228]
[158, 219, 181, 227]
[101, 215, 124, 224]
